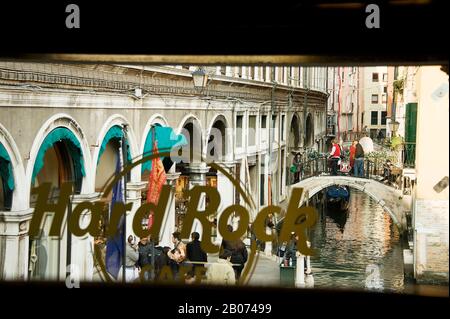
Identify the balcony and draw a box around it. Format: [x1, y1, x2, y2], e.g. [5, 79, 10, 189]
[403, 142, 416, 168]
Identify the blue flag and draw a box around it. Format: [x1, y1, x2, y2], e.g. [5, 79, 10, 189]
[105, 151, 126, 280]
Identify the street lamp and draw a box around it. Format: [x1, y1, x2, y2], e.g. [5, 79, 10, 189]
[191, 67, 208, 90]
[388, 120, 400, 136]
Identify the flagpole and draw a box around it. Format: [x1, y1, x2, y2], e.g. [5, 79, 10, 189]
[121, 124, 128, 283]
[150, 125, 156, 281]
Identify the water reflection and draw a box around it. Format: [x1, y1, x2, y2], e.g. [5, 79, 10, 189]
[310, 189, 404, 292]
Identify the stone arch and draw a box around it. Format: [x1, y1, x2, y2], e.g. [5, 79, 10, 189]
[0, 123, 27, 211]
[25, 114, 93, 200]
[177, 114, 204, 164]
[206, 114, 230, 162]
[140, 113, 169, 157]
[288, 113, 301, 151]
[305, 112, 314, 147]
[92, 114, 140, 187]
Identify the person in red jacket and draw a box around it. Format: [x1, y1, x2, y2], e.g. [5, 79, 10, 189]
[329, 139, 341, 175]
[349, 140, 357, 173]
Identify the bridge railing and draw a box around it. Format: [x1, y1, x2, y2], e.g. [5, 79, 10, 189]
[288, 156, 403, 189]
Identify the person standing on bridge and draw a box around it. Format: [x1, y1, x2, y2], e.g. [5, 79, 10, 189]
[354, 140, 365, 177]
[349, 140, 357, 174]
[329, 139, 341, 176]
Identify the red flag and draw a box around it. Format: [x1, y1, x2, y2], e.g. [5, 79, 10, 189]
[147, 140, 167, 230]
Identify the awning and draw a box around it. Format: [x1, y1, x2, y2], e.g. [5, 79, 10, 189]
[0, 143, 14, 191]
[142, 125, 187, 173]
[97, 125, 132, 165]
[32, 127, 86, 183]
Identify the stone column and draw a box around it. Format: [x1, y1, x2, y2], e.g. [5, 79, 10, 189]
[295, 251, 306, 287]
[70, 192, 100, 282]
[265, 67, 271, 83]
[0, 209, 33, 280]
[187, 163, 209, 238]
[159, 172, 180, 248]
[264, 226, 273, 256]
[216, 162, 235, 244]
[241, 66, 247, 79]
[125, 181, 147, 240]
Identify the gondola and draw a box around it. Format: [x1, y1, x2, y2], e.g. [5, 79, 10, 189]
[325, 186, 350, 212]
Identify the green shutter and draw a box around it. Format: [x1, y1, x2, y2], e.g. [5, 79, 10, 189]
[405, 103, 417, 167]
[405, 103, 417, 143]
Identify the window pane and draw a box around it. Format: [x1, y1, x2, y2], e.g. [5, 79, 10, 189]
[381, 111, 387, 125]
[371, 111, 378, 125]
[372, 94, 379, 103]
[372, 73, 379, 82]
[249, 115, 256, 145]
[236, 115, 243, 147]
[261, 115, 267, 142]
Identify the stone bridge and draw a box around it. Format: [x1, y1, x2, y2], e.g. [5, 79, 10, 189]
[286, 175, 411, 232]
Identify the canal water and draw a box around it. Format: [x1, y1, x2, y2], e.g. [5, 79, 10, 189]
[309, 189, 405, 293]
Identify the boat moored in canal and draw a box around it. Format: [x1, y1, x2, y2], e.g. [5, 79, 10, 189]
[325, 186, 350, 212]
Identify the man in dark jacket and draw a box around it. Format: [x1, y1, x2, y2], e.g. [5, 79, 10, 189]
[138, 236, 163, 281]
[220, 225, 248, 280]
[186, 232, 208, 278]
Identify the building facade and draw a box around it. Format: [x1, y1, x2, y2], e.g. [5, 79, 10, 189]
[326, 67, 361, 144]
[360, 66, 388, 140]
[412, 66, 448, 283]
[0, 62, 328, 281]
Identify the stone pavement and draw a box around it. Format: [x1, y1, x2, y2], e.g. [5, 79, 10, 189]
[247, 252, 281, 286]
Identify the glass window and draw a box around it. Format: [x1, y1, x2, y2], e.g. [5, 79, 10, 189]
[383, 73, 388, 81]
[272, 115, 278, 141]
[372, 73, 379, 82]
[381, 111, 387, 125]
[248, 115, 256, 146]
[372, 94, 379, 104]
[261, 115, 267, 142]
[371, 111, 378, 125]
[236, 115, 243, 147]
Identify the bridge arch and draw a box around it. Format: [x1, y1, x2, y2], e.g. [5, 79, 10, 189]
[288, 176, 410, 231]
